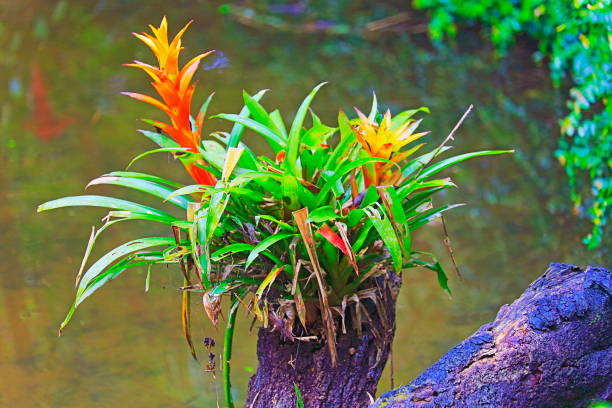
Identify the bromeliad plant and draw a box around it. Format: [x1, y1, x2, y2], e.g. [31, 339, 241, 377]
[38, 18, 511, 407]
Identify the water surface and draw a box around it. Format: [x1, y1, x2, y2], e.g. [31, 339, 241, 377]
[0, 1, 606, 407]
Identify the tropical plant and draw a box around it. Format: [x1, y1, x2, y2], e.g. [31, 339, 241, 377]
[38, 18, 511, 407]
[413, 0, 611, 249]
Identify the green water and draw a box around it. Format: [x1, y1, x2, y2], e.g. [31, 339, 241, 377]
[0, 1, 606, 407]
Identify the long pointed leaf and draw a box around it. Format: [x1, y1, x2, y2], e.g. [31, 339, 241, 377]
[214, 113, 284, 152]
[285, 82, 327, 175]
[245, 233, 296, 267]
[364, 203, 402, 273]
[138, 129, 180, 149]
[127, 147, 190, 169]
[409, 203, 465, 230]
[316, 157, 391, 206]
[417, 150, 513, 181]
[87, 176, 194, 209]
[77, 237, 176, 294]
[38, 195, 178, 222]
[227, 89, 268, 148]
[105, 171, 183, 189]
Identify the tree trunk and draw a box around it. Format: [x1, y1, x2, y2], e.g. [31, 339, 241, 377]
[246, 272, 401, 408]
[371, 263, 611, 408]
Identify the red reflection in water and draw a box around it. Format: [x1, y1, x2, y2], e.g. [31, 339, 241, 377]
[27, 62, 74, 141]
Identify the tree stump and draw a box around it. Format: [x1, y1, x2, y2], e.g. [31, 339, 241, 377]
[245, 271, 401, 408]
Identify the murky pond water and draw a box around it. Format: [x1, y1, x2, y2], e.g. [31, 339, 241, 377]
[0, 1, 607, 407]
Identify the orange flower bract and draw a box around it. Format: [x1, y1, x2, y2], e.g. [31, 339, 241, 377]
[123, 17, 216, 186]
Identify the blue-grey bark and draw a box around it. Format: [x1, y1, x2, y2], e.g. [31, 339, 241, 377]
[371, 263, 611, 408]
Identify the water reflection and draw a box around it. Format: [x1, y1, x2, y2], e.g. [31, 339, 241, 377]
[0, 1, 606, 407]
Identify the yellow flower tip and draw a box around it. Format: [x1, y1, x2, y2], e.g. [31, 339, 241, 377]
[170, 20, 194, 47]
[157, 16, 168, 33]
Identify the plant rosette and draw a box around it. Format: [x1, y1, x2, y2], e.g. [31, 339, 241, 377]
[38, 18, 513, 408]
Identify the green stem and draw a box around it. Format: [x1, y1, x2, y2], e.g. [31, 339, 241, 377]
[223, 296, 240, 408]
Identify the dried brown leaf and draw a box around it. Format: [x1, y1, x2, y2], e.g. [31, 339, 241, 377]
[182, 289, 197, 360]
[293, 207, 337, 366]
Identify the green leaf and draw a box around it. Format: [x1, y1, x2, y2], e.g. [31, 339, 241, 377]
[256, 215, 293, 231]
[409, 203, 465, 230]
[352, 220, 373, 254]
[364, 203, 402, 273]
[78, 257, 160, 307]
[401, 146, 453, 179]
[223, 297, 240, 408]
[138, 129, 180, 149]
[269, 109, 288, 139]
[227, 89, 267, 148]
[206, 188, 231, 241]
[294, 383, 305, 408]
[211, 243, 255, 261]
[214, 113, 284, 152]
[417, 150, 514, 181]
[410, 253, 451, 295]
[245, 233, 296, 267]
[301, 111, 336, 149]
[281, 173, 301, 212]
[199, 140, 232, 173]
[77, 237, 176, 294]
[59, 238, 174, 332]
[391, 107, 430, 130]
[285, 82, 327, 175]
[316, 157, 391, 206]
[196, 92, 215, 124]
[243, 90, 286, 141]
[398, 179, 456, 200]
[359, 184, 379, 208]
[379, 186, 411, 257]
[323, 110, 356, 173]
[166, 184, 211, 201]
[192, 208, 212, 290]
[127, 147, 191, 169]
[105, 171, 183, 189]
[75, 219, 129, 289]
[254, 265, 285, 299]
[346, 208, 365, 228]
[400, 187, 446, 215]
[38, 195, 178, 222]
[306, 205, 338, 223]
[231, 171, 283, 185]
[107, 210, 183, 225]
[208, 277, 262, 296]
[87, 176, 194, 210]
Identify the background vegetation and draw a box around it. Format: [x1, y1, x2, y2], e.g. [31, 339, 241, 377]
[413, 0, 611, 248]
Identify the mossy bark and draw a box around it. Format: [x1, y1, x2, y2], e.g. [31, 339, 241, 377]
[371, 263, 612, 408]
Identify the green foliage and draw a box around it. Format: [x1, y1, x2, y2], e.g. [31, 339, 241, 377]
[39, 85, 510, 405]
[413, 0, 611, 248]
[294, 383, 305, 408]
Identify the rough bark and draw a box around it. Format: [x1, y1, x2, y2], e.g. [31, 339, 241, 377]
[371, 263, 611, 408]
[245, 271, 401, 408]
